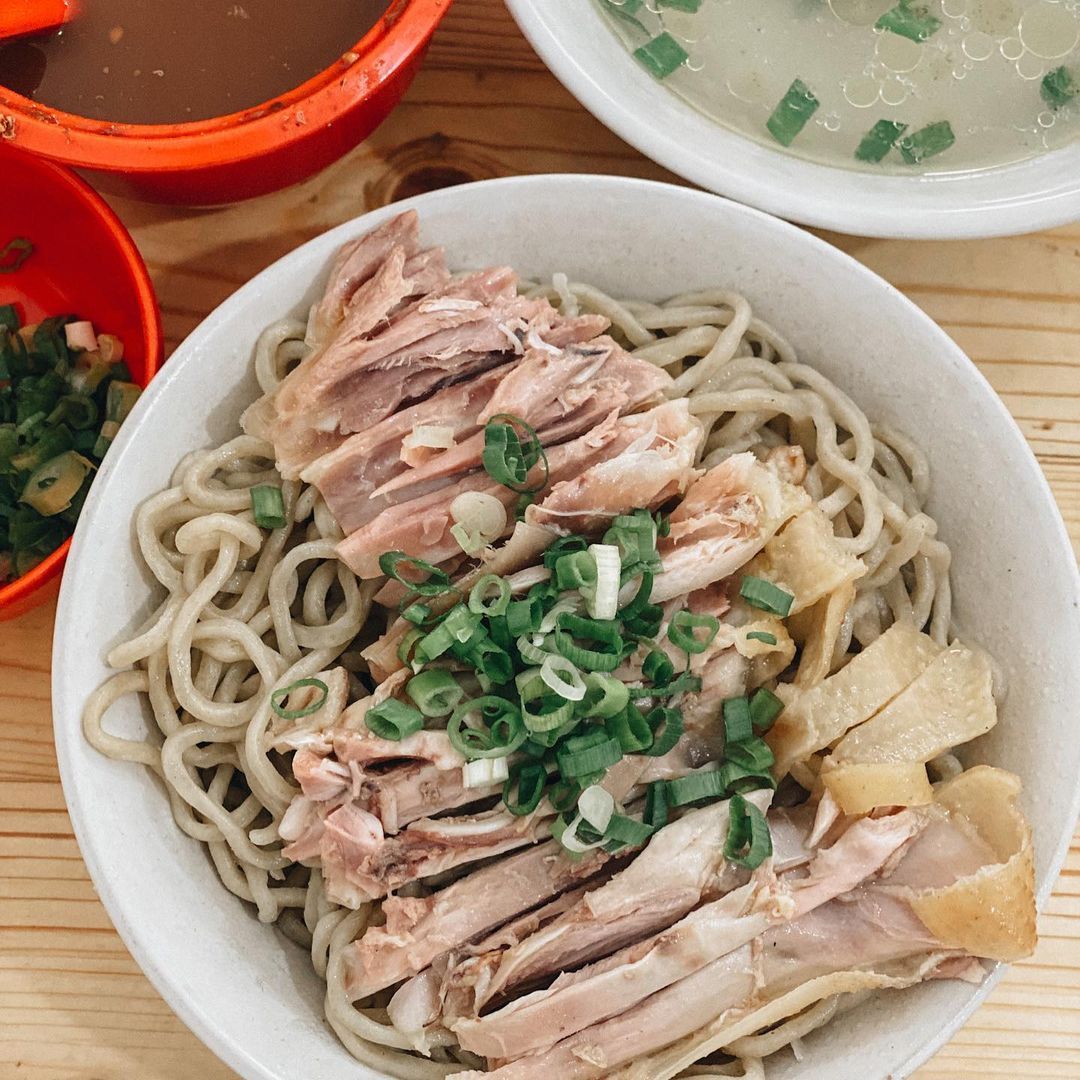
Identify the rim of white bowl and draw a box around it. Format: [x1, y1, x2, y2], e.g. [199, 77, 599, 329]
[505, 0, 1080, 239]
[52, 175, 1080, 1080]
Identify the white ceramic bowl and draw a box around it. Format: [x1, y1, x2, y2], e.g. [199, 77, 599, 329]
[505, 1, 1080, 239]
[53, 175, 1080, 1080]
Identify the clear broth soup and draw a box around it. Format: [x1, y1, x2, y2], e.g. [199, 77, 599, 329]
[599, 0, 1080, 173]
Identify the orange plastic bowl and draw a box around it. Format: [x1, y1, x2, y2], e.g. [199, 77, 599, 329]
[0, 147, 162, 621]
[0, 0, 452, 205]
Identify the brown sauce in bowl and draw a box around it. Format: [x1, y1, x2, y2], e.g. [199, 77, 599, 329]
[0, 1, 388, 125]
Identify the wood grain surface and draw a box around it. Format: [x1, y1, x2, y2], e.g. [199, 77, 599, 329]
[2, 1, 1079, 1077]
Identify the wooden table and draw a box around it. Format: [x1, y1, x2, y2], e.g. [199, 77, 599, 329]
[2, 2, 1079, 1076]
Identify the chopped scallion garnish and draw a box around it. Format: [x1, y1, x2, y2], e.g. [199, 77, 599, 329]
[406, 669, 464, 718]
[766, 78, 819, 147]
[875, 0, 941, 42]
[724, 793, 773, 869]
[448, 696, 526, 760]
[633, 32, 689, 80]
[667, 609, 720, 654]
[1042, 66, 1078, 109]
[749, 687, 784, 733]
[722, 696, 753, 745]
[482, 413, 549, 494]
[365, 698, 424, 741]
[855, 119, 909, 163]
[745, 630, 778, 645]
[379, 550, 455, 596]
[250, 484, 286, 529]
[739, 576, 794, 616]
[270, 677, 329, 721]
[897, 120, 955, 164]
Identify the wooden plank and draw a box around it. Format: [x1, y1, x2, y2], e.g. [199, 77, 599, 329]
[1, 0, 1078, 1076]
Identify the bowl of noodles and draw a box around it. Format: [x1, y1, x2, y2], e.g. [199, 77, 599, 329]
[52, 175, 1080, 1080]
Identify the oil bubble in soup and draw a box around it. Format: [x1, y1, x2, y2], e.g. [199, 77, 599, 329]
[0, 0, 389, 125]
[597, 0, 1079, 172]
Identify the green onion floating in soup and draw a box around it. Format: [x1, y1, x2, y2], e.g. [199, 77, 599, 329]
[898, 120, 956, 164]
[766, 79, 820, 147]
[875, 0, 942, 43]
[855, 119, 909, 163]
[634, 32, 689, 80]
[1042, 66, 1079, 110]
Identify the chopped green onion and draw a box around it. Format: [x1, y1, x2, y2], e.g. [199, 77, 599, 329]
[548, 779, 581, 813]
[517, 633, 551, 665]
[643, 706, 684, 757]
[897, 120, 955, 164]
[250, 484, 286, 529]
[554, 613, 625, 672]
[644, 780, 668, 831]
[587, 543, 622, 620]
[724, 793, 773, 869]
[555, 550, 597, 592]
[579, 672, 630, 719]
[415, 605, 482, 664]
[0, 236, 33, 274]
[557, 734, 623, 779]
[365, 698, 425, 741]
[618, 569, 654, 619]
[475, 640, 514, 686]
[604, 510, 661, 578]
[855, 119, 909, 163]
[766, 78, 819, 147]
[463, 756, 510, 789]
[668, 610, 720, 654]
[633, 32, 689, 80]
[517, 671, 577, 732]
[468, 573, 511, 617]
[745, 631, 778, 645]
[605, 702, 653, 753]
[401, 600, 433, 626]
[506, 595, 542, 637]
[722, 696, 753, 745]
[718, 760, 776, 796]
[602, 0, 648, 34]
[269, 677, 329, 720]
[543, 535, 589, 569]
[604, 813, 655, 846]
[643, 648, 675, 686]
[504, 761, 547, 816]
[749, 687, 784, 733]
[448, 696, 526, 759]
[725, 737, 775, 773]
[397, 627, 424, 667]
[739, 576, 794, 616]
[406, 670, 464, 717]
[579, 783, 616, 833]
[1042, 66, 1078, 109]
[19, 452, 93, 516]
[379, 550, 454, 596]
[875, 0, 941, 42]
[666, 769, 726, 807]
[540, 653, 587, 702]
[658, 0, 703, 10]
[482, 413, 549, 494]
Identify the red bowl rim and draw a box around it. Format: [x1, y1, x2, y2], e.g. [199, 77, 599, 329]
[0, 154, 163, 615]
[0, 0, 450, 173]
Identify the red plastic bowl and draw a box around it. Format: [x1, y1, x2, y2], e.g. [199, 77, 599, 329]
[0, 147, 162, 621]
[0, 0, 451, 205]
